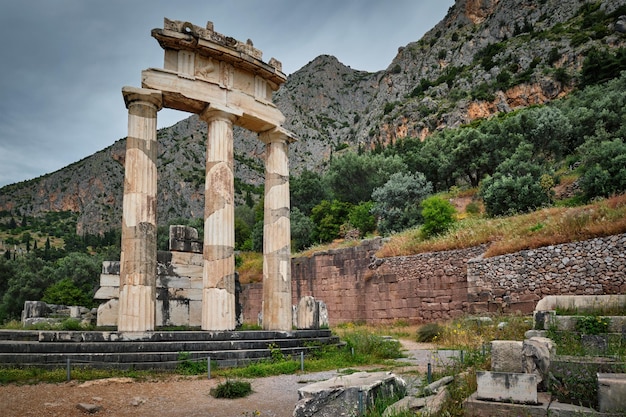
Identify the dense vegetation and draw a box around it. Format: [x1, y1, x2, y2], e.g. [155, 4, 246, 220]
[282, 71, 626, 251]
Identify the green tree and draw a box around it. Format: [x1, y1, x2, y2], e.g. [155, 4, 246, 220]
[421, 196, 457, 238]
[325, 152, 407, 204]
[579, 139, 626, 199]
[290, 207, 315, 252]
[347, 202, 377, 237]
[310, 200, 352, 243]
[42, 278, 92, 307]
[290, 170, 329, 215]
[480, 142, 551, 216]
[371, 172, 433, 235]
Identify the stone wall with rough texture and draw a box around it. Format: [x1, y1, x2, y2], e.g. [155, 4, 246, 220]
[96, 233, 626, 326]
[240, 233, 626, 326]
[283, 238, 485, 325]
[467, 234, 626, 314]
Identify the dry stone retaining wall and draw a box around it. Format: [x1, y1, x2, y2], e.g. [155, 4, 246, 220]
[244, 233, 626, 325]
[467, 234, 626, 314]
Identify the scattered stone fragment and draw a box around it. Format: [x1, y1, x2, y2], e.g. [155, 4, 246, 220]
[76, 403, 101, 414]
[130, 396, 146, 406]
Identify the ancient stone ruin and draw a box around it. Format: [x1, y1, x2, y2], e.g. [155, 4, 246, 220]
[119, 18, 295, 332]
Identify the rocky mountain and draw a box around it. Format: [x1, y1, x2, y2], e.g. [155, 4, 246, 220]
[1, 0, 625, 234]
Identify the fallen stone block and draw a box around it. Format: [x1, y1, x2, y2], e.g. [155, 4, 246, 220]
[476, 371, 538, 404]
[598, 373, 626, 413]
[491, 340, 523, 373]
[294, 371, 406, 417]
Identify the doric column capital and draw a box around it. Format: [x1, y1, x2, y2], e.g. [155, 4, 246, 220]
[200, 104, 242, 124]
[259, 126, 297, 145]
[122, 86, 163, 111]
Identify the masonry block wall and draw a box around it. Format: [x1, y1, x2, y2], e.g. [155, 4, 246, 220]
[467, 233, 626, 314]
[287, 242, 484, 325]
[240, 233, 626, 326]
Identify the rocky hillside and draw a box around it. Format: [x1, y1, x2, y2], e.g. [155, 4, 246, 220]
[1, 0, 625, 234]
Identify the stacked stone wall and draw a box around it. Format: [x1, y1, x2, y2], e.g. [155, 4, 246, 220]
[286, 238, 485, 325]
[467, 234, 626, 314]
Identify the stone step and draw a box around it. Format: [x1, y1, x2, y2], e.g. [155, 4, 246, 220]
[0, 330, 342, 370]
[0, 336, 340, 354]
[0, 329, 332, 343]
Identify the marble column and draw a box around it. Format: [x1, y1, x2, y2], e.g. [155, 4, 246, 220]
[259, 128, 294, 330]
[118, 87, 162, 332]
[200, 108, 238, 330]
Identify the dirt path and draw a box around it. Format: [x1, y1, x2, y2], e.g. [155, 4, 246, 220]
[0, 339, 451, 417]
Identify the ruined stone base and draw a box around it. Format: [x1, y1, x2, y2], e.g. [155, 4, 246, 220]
[464, 392, 625, 417]
[294, 371, 406, 417]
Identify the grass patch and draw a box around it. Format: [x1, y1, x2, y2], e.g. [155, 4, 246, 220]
[237, 252, 263, 284]
[428, 315, 531, 349]
[0, 367, 153, 385]
[210, 379, 252, 398]
[376, 194, 626, 258]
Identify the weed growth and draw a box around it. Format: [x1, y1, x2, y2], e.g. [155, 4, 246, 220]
[211, 379, 252, 399]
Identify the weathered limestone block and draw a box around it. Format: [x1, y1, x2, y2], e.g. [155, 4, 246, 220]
[522, 337, 555, 390]
[296, 296, 318, 330]
[598, 373, 626, 413]
[21, 301, 49, 323]
[294, 371, 406, 417]
[97, 299, 119, 327]
[476, 371, 538, 404]
[491, 340, 523, 373]
[169, 225, 202, 253]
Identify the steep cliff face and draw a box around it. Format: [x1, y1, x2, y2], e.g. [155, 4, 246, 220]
[1, 0, 625, 234]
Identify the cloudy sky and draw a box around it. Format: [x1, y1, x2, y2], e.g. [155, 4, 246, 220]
[0, 0, 454, 188]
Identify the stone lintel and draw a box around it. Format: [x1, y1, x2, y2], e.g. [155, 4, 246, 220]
[122, 86, 163, 110]
[152, 18, 286, 86]
[141, 68, 284, 132]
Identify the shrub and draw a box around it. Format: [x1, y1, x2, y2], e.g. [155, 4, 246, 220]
[576, 315, 610, 335]
[416, 323, 443, 342]
[211, 379, 252, 399]
[579, 139, 626, 200]
[420, 196, 456, 238]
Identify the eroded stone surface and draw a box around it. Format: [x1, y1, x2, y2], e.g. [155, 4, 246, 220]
[294, 371, 406, 417]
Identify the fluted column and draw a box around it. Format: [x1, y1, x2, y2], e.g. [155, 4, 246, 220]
[118, 87, 162, 332]
[200, 108, 239, 330]
[260, 128, 294, 330]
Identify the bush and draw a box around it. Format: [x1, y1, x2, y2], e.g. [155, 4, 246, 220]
[416, 323, 443, 342]
[481, 174, 549, 216]
[211, 379, 252, 399]
[576, 315, 610, 335]
[579, 139, 626, 200]
[372, 172, 433, 235]
[420, 196, 456, 238]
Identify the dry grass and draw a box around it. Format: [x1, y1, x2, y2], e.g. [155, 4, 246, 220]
[377, 193, 626, 258]
[431, 315, 531, 349]
[237, 251, 263, 284]
[294, 238, 363, 258]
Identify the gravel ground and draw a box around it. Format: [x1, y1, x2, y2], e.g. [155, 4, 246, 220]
[0, 341, 449, 417]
